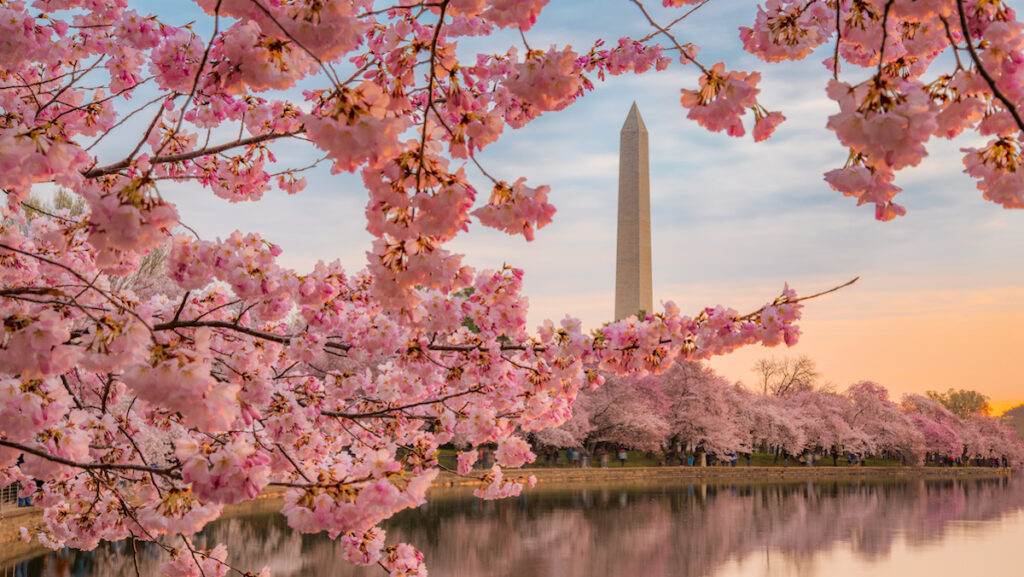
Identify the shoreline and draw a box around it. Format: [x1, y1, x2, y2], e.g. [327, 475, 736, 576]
[437, 464, 1013, 487]
[1, 466, 1012, 566]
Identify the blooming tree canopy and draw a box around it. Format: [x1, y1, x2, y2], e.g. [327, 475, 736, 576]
[535, 365, 1023, 467]
[1, 0, 1022, 575]
[902, 394, 964, 457]
[533, 372, 671, 451]
[784, 389, 855, 453]
[655, 361, 748, 457]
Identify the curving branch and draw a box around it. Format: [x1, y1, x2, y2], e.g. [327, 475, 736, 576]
[158, 279, 857, 360]
[82, 130, 304, 178]
[955, 0, 1024, 133]
[321, 385, 483, 419]
[0, 242, 153, 332]
[416, 0, 451, 194]
[0, 439, 180, 476]
[734, 277, 859, 323]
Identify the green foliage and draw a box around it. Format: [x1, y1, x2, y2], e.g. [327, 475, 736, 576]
[451, 287, 476, 299]
[23, 189, 87, 219]
[925, 388, 991, 419]
[452, 287, 482, 333]
[1001, 404, 1024, 442]
[461, 316, 481, 334]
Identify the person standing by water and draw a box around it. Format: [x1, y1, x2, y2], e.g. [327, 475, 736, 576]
[17, 483, 31, 507]
[15, 455, 32, 507]
[618, 448, 628, 467]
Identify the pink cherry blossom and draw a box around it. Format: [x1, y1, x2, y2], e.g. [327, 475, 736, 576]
[1, 2, 1022, 576]
[680, 63, 762, 137]
[472, 178, 555, 241]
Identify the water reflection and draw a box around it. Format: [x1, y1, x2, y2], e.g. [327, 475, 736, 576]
[4, 476, 1022, 577]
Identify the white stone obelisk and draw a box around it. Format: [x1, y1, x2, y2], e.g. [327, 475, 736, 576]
[615, 103, 653, 321]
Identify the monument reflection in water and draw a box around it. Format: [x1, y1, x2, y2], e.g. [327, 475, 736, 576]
[5, 476, 1023, 577]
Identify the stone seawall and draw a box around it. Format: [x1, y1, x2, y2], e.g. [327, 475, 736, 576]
[1, 466, 1011, 565]
[0, 505, 46, 567]
[436, 465, 1013, 488]
[0, 490, 286, 567]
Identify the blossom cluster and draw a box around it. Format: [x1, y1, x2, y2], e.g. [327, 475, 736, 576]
[740, 0, 1024, 217]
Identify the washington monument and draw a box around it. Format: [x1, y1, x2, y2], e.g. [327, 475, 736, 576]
[614, 103, 653, 320]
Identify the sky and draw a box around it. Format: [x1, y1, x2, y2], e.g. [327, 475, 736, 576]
[134, 1, 1024, 410]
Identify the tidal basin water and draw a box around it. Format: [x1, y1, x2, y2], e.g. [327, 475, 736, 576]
[6, 475, 1024, 577]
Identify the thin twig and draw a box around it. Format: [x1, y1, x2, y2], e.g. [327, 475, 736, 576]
[940, 16, 965, 71]
[248, 0, 343, 88]
[876, 0, 896, 74]
[834, 0, 843, 80]
[630, 0, 709, 74]
[416, 0, 451, 194]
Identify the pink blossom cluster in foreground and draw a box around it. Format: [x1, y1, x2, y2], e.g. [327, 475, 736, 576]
[1, 0, 1024, 575]
[536, 362, 1024, 467]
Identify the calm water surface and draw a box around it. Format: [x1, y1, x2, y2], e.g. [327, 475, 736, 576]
[6, 475, 1023, 577]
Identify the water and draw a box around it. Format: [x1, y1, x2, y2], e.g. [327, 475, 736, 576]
[4, 476, 1022, 577]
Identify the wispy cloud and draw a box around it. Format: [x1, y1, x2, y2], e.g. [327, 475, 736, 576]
[115, 1, 1024, 401]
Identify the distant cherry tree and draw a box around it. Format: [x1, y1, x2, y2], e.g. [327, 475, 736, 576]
[655, 362, 749, 458]
[902, 394, 964, 459]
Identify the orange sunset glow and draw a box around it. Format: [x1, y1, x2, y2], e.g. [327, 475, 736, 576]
[524, 279, 1024, 408]
[704, 283, 1024, 406]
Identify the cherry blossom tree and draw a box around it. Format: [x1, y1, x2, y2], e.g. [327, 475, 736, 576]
[960, 414, 1024, 465]
[743, 392, 808, 459]
[785, 389, 854, 459]
[535, 373, 670, 451]
[901, 394, 964, 460]
[844, 381, 925, 464]
[2, 0, 1024, 575]
[655, 361, 748, 458]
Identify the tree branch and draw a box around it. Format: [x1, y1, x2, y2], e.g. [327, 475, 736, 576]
[82, 130, 303, 178]
[956, 0, 1024, 133]
[0, 439, 179, 476]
